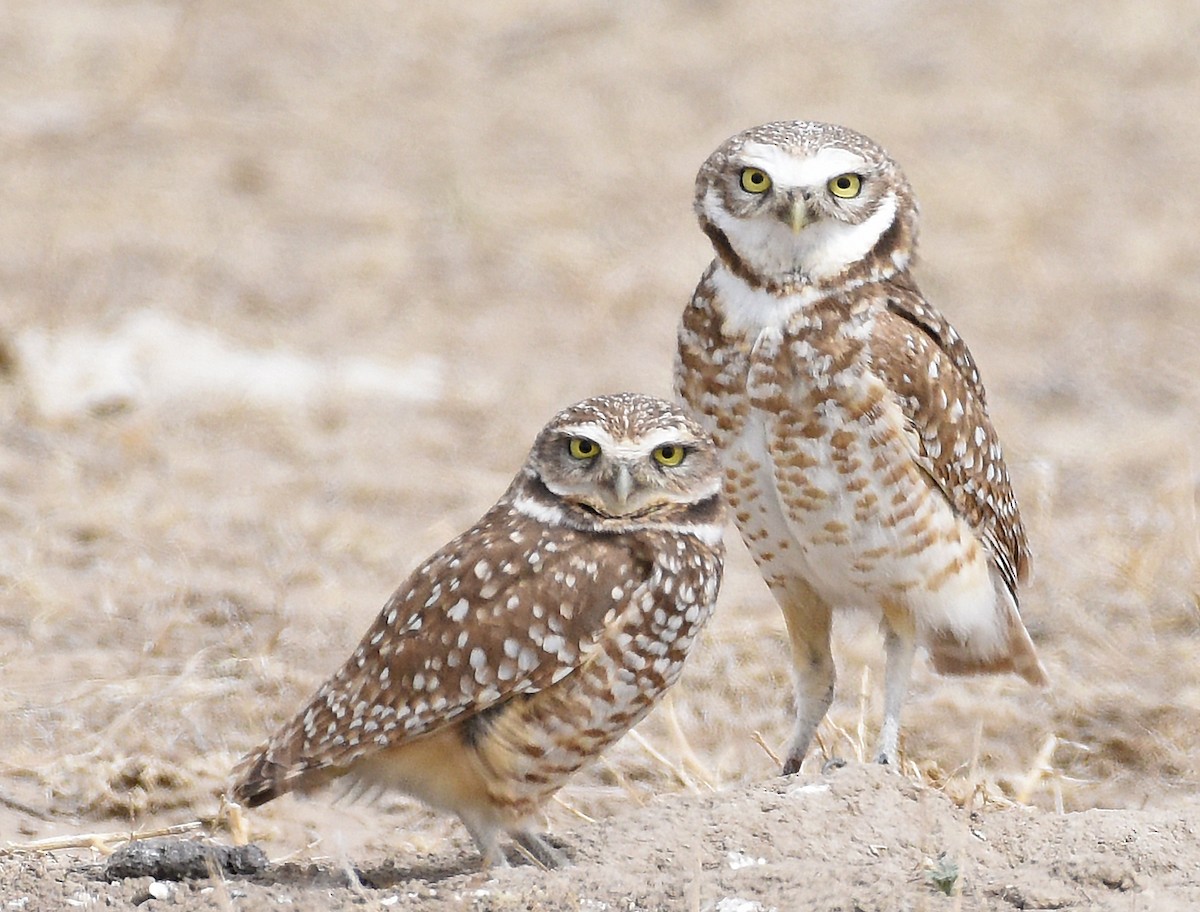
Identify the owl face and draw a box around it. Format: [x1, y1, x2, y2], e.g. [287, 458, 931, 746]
[695, 121, 916, 285]
[526, 393, 721, 527]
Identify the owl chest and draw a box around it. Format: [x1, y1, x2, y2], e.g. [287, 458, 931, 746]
[722, 331, 931, 599]
[714, 323, 880, 441]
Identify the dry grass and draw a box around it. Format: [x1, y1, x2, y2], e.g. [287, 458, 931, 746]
[2, 362, 1195, 856]
[1, 821, 203, 857]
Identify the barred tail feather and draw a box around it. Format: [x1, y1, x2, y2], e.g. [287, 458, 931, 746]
[228, 740, 340, 808]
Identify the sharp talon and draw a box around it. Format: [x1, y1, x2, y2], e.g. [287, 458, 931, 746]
[821, 757, 847, 774]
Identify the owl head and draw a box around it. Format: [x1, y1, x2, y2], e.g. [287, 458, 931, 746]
[695, 121, 918, 289]
[523, 393, 722, 532]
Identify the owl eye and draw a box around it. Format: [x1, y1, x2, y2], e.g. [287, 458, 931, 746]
[828, 173, 863, 199]
[652, 444, 686, 467]
[568, 437, 601, 460]
[739, 167, 772, 194]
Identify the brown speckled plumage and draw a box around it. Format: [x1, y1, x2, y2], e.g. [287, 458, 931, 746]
[230, 393, 724, 867]
[675, 121, 1046, 773]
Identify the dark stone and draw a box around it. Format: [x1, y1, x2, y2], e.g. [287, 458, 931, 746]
[104, 837, 269, 881]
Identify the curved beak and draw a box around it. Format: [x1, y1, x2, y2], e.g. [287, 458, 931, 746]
[787, 198, 810, 234]
[612, 464, 634, 509]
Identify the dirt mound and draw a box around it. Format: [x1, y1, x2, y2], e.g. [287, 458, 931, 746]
[4, 765, 1198, 910]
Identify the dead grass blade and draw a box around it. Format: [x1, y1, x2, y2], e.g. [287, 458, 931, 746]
[751, 730, 783, 767]
[1, 820, 204, 856]
[552, 794, 597, 825]
[1015, 733, 1060, 805]
[626, 730, 701, 793]
[662, 696, 717, 791]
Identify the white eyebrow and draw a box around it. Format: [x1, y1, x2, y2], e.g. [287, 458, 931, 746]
[555, 425, 692, 459]
[739, 142, 869, 189]
[557, 423, 610, 443]
[634, 427, 692, 449]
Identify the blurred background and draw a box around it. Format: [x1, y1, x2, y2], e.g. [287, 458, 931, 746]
[1, 0, 1197, 856]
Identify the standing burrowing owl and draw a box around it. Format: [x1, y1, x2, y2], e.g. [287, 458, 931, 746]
[675, 121, 1047, 773]
[229, 393, 724, 867]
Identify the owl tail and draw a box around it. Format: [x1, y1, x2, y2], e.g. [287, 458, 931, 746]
[227, 739, 340, 808]
[927, 580, 1049, 687]
[1001, 610, 1050, 687]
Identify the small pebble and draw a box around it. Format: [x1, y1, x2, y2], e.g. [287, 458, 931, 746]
[148, 882, 172, 901]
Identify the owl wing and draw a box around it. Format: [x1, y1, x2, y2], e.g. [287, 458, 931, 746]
[231, 506, 657, 802]
[674, 265, 744, 450]
[882, 274, 991, 406]
[870, 285, 1031, 599]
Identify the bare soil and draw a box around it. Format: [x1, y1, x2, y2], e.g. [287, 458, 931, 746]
[5, 766, 1200, 911]
[2, 0, 1198, 909]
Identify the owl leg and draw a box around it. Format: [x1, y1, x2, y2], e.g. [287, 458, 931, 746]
[877, 606, 917, 765]
[513, 830, 568, 869]
[461, 812, 567, 868]
[459, 817, 509, 869]
[777, 582, 836, 775]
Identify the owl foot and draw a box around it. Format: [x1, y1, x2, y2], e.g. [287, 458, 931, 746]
[512, 832, 569, 869]
[821, 756, 848, 774]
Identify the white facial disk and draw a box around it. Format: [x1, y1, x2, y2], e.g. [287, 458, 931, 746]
[702, 141, 901, 283]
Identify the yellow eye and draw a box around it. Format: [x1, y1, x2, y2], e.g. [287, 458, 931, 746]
[828, 173, 862, 198]
[568, 437, 601, 460]
[739, 167, 772, 194]
[652, 444, 686, 467]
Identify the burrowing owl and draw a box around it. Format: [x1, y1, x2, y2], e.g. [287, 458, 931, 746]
[674, 121, 1047, 773]
[230, 393, 724, 867]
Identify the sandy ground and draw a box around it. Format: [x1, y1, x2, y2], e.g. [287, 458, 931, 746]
[1, 0, 1199, 909]
[5, 765, 1200, 911]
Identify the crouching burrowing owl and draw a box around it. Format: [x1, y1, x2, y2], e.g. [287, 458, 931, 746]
[229, 393, 724, 867]
[674, 121, 1047, 774]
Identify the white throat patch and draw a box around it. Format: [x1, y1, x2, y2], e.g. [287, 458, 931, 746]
[711, 267, 812, 336]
